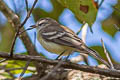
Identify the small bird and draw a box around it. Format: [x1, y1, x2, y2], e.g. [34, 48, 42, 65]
[31, 17, 110, 68]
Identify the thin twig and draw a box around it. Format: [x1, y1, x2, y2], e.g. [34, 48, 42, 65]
[40, 60, 63, 80]
[76, 25, 84, 35]
[0, 52, 120, 78]
[18, 27, 34, 35]
[76, 27, 82, 35]
[5, 70, 15, 79]
[99, 0, 104, 8]
[9, 0, 38, 57]
[18, 60, 31, 80]
[20, 0, 38, 28]
[10, 31, 19, 57]
[25, 0, 29, 12]
[101, 39, 114, 69]
[0, 0, 40, 74]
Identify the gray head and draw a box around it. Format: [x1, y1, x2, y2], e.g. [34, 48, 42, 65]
[30, 17, 58, 30]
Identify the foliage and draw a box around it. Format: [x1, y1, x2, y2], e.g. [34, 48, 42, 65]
[0, 23, 15, 52]
[102, 0, 120, 36]
[32, 0, 64, 22]
[57, 0, 97, 26]
[0, 0, 120, 79]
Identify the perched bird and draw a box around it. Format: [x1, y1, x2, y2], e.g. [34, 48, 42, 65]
[31, 17, 110, 68]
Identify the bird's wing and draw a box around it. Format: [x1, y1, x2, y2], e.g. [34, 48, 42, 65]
[40, 25, 84, 49]
[40, 25, 111, 67]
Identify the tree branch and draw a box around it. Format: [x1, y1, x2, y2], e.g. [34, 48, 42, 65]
[20, 0, 38, 28]
[0, 0, 41, 73]
[101, 39, 114, 69]
[10, 0, 38, 57]
[0, 52, 120, 78]
[25, 0, 29, 12]
[18, 60, 31, 80]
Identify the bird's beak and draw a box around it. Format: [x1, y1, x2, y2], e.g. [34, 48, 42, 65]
[30, 25, 37, 28]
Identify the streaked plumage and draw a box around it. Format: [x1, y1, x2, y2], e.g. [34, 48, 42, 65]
[32, 17, 110, 68]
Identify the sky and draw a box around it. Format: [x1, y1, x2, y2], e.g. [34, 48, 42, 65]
[0, 0, 119, 65]
[0, 0, 119, 78]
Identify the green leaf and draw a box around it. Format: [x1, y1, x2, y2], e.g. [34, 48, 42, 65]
[57, 0, 98, 26]
[6, 60, 34, 74]
[32, 0, 64, 22]
[0, 72, 12, 79]
[90, 46, 106, 59]
[90, 46, 116, 63]
[0, 23, 15, 52]
[102, 1, 120, 36]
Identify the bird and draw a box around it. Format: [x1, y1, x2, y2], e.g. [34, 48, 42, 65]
[30, 17, 111, 68]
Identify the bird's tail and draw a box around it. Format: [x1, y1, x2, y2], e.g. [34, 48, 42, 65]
[84, 46, 111, 68]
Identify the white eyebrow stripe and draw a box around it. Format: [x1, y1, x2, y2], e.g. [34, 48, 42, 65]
[38, 20, 46, 24]
[48, 32, 66, 40]
[42, 31, 57, 36]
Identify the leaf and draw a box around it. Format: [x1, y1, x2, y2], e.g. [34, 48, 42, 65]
[6, 60, 34, 74]
[0, 72, 12, 79]
[0, 23, 15, 52]
[57, 0, 98, 26]
[102, 1, 120, 36]
[90, 46, 117, 63]
[32, 0, 64, 22]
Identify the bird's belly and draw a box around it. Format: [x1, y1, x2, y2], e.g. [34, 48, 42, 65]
[38, 36, 74, 55]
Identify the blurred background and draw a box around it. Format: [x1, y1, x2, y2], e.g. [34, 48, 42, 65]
[0, 0, 120, 78]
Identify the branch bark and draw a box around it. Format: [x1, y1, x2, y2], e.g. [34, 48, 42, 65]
[1, 0, 120, 79]
[0, 52, 120, 78]
[0, 0, 41, 73]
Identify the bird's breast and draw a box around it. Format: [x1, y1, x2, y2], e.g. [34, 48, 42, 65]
[37, 35, 74, 55]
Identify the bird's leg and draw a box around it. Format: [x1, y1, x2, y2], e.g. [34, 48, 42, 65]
[55, 50, 67, 60]
[65, 51, 75, 61]
[65, 52, 71, 61]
